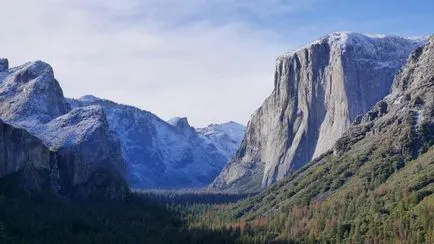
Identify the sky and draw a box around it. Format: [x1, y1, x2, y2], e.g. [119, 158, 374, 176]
[0, 0, 433, 127]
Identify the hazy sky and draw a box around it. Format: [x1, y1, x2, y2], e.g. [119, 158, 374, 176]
[1, 0, 433, 127]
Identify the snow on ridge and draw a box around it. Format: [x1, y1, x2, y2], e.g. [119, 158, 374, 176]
[69, 95, 232, 189]
[277, 32, 427, 60]
[34, 105, 108, 149]
[197, 122, 246, 159]
[1, 58, 238, 190]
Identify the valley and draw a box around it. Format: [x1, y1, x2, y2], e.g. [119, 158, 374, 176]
[0, 32, 433, 243]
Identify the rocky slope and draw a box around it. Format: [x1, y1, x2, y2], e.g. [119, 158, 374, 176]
[211, 32, 426, 192]
[68, 97, 243, 189]
[0, 60, 128, 198]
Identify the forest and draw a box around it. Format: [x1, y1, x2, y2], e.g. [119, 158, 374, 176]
[1, 153, 433, 244]
[1, 129, 433, 243]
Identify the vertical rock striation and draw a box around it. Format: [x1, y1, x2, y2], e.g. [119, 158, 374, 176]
[211, 32, 426, 192]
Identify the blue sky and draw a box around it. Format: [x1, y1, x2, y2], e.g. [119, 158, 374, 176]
[0, 0, 432, 126]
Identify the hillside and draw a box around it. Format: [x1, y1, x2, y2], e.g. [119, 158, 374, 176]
[191, 36, 434, 243]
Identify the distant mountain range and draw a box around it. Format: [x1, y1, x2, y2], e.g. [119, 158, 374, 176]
[69, 97, 245, 189]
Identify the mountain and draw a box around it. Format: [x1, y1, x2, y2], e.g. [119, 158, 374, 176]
[211, 32, 426, 192]
[68, 97, 240, 189]
[0, 58, 244, 192]
[0, 60, 128, 198]
[0, 61, 68, 126]
[196, 121, 245, 159]
[195, 35, 434, 243]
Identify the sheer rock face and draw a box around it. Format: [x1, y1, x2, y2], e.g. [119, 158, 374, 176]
[225, 36, 434, 220]
[36, 106, 128, 198]
[211, 32, 426, 192]
[0, 61, 128, 199]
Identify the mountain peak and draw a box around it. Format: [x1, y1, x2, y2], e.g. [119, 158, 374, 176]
[80, 95, 102, 103]
[168, 117, 191, 129]
[16, 60, 54, 80]
[0, 59, 68, 125]
[0, 58, 8, 72]
[278, 32, 427, 60]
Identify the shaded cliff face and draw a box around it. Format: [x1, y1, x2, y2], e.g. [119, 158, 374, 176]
[36, 106, 128, 198]
[211, 32, 426, 192]
[0, 118, 127, 199]
[0, 60, 128, 199]
[0, 119, 58, 194]
[68, 97, 229, 189]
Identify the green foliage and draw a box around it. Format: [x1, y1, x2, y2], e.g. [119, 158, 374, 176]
[185, 143, 434, 243]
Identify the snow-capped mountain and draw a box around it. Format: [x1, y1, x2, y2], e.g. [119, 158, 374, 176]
[0, 60, 128, 198]
[211, 32, 427, 192]
[68, 97, 241, 189]
[0, 61, 68, 127]
[196, 121, 245, 159]
[0, 56, 245, 192]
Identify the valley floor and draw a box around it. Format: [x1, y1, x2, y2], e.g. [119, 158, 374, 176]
[1, 148, 433, 244]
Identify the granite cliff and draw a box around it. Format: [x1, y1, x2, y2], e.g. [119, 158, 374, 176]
[211, 32, 426, 192]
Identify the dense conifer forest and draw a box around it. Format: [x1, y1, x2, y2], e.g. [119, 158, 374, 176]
[1, 143, 432, 244]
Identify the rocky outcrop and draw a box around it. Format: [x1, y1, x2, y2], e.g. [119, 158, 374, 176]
[68, 97, 231, 189]
[0, 61, 68, 126]
[36, 106, 128, 198]
[336, 35, 434, 158]
[211, 32, 426, 192]
[168, 117, 197, 136]
[0, 61, 128, 198]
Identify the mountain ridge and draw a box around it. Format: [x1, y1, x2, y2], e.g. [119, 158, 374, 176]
[68, 96, 244, 189]
[0, 60, 128, 198]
